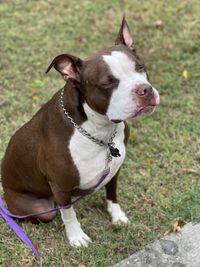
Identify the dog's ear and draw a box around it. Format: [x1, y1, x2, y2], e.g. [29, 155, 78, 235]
[115, 17, 135, 50]
[46, 54, 82, 82]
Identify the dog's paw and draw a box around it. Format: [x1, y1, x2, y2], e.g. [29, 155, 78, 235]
[69, 231, 91, 247]
[61, 207, 92, 248]
[107, 200, 129, 225]
[65, 221, 92, 247]
[112, 209, 129, 225]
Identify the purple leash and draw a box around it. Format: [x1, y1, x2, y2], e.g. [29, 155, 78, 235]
[0, 168, 110, 266]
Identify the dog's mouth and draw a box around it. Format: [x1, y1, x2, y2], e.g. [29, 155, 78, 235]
[110, 105, 158, 123]
[133, 105, 157, 118]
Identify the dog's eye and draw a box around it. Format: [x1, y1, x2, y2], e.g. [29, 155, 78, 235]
[100, 76, 119, 90]
[136, 62, 146, 72]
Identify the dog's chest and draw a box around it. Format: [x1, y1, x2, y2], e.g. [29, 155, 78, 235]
[69, 122, 126, 190]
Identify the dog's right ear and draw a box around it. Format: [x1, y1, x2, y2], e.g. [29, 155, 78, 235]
[115, 17, 135, 51]
[46, 54, 82, 82]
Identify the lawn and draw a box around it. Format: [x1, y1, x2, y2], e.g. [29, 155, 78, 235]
[0, 0, 200, 266]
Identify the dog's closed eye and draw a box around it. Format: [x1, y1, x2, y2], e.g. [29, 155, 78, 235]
[100, 76, 119, 90]
[135, 61, 146, 72]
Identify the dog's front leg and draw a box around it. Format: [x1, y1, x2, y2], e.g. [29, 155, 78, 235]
[48, 180, 91, 247]
[105, 171, 129, 225]
[60, 207, 91, 247]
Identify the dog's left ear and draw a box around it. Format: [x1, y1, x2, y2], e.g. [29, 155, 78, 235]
[115, 17, 135, 50]
[46, 54, 82, 82]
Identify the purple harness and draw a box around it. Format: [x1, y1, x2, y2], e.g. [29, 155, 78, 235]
[0, 168, 110, 267]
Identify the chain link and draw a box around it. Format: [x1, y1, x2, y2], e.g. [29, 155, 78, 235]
[60, 88, 117, 159]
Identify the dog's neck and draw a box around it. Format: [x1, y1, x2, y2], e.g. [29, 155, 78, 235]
[83, 102, 114, 128]
[82, 102, 117, 142]
[62, 82, 116, 140]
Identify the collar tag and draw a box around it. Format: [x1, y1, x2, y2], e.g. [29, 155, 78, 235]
[108, 143, 121, 157]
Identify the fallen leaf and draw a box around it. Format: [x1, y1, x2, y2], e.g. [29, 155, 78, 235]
[182, 69, 189, 80]
[172, 219, 186, 232]
[154, 20, 163, 28]
[77, 264, 86, 267]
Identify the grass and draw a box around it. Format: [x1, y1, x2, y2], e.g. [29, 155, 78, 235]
[0, 0, 200, 266]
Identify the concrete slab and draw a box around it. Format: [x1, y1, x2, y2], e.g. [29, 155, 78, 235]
[114, 223, 200, 267]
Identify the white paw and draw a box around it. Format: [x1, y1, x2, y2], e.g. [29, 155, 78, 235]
[60, 207, 92, 248]
[68, 229, 92, 247]
[112, 209, 129, 225]
[107, 200, 129, 225]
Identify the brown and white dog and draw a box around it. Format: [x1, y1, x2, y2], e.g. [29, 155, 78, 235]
[1, 18, 159, 247]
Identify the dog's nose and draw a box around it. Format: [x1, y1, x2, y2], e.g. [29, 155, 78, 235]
[135, 84, 153, 97]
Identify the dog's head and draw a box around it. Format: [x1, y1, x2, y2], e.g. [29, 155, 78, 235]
[46, 18, 159, 122]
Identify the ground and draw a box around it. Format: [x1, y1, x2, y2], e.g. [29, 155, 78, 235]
[0, 1, 200, 267]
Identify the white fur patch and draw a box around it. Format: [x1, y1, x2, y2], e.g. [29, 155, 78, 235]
[103, 51, 159, 121]
[69, 103, 126, 190]
[107, 200, 129, 225]
[65, 104, 127, 247]
[60, 207, 91, 247]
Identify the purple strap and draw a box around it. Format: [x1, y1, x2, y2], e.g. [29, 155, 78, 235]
[0, 168, 110, 266]
[0, 205, 42, 266]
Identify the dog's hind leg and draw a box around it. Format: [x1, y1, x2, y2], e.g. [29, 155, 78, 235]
[105, 171, 129, 225]
[3, 189, 56, 223]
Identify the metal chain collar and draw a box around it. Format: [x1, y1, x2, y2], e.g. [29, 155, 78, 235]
[60, 88, 119, 162]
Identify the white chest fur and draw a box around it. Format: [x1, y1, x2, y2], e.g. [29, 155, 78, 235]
[69, 104, 126, 191]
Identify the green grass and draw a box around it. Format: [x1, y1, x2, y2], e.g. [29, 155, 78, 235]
[0, 0, 200, 266]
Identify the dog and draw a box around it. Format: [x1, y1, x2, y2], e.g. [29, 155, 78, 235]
[1, 18, 160, 247]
